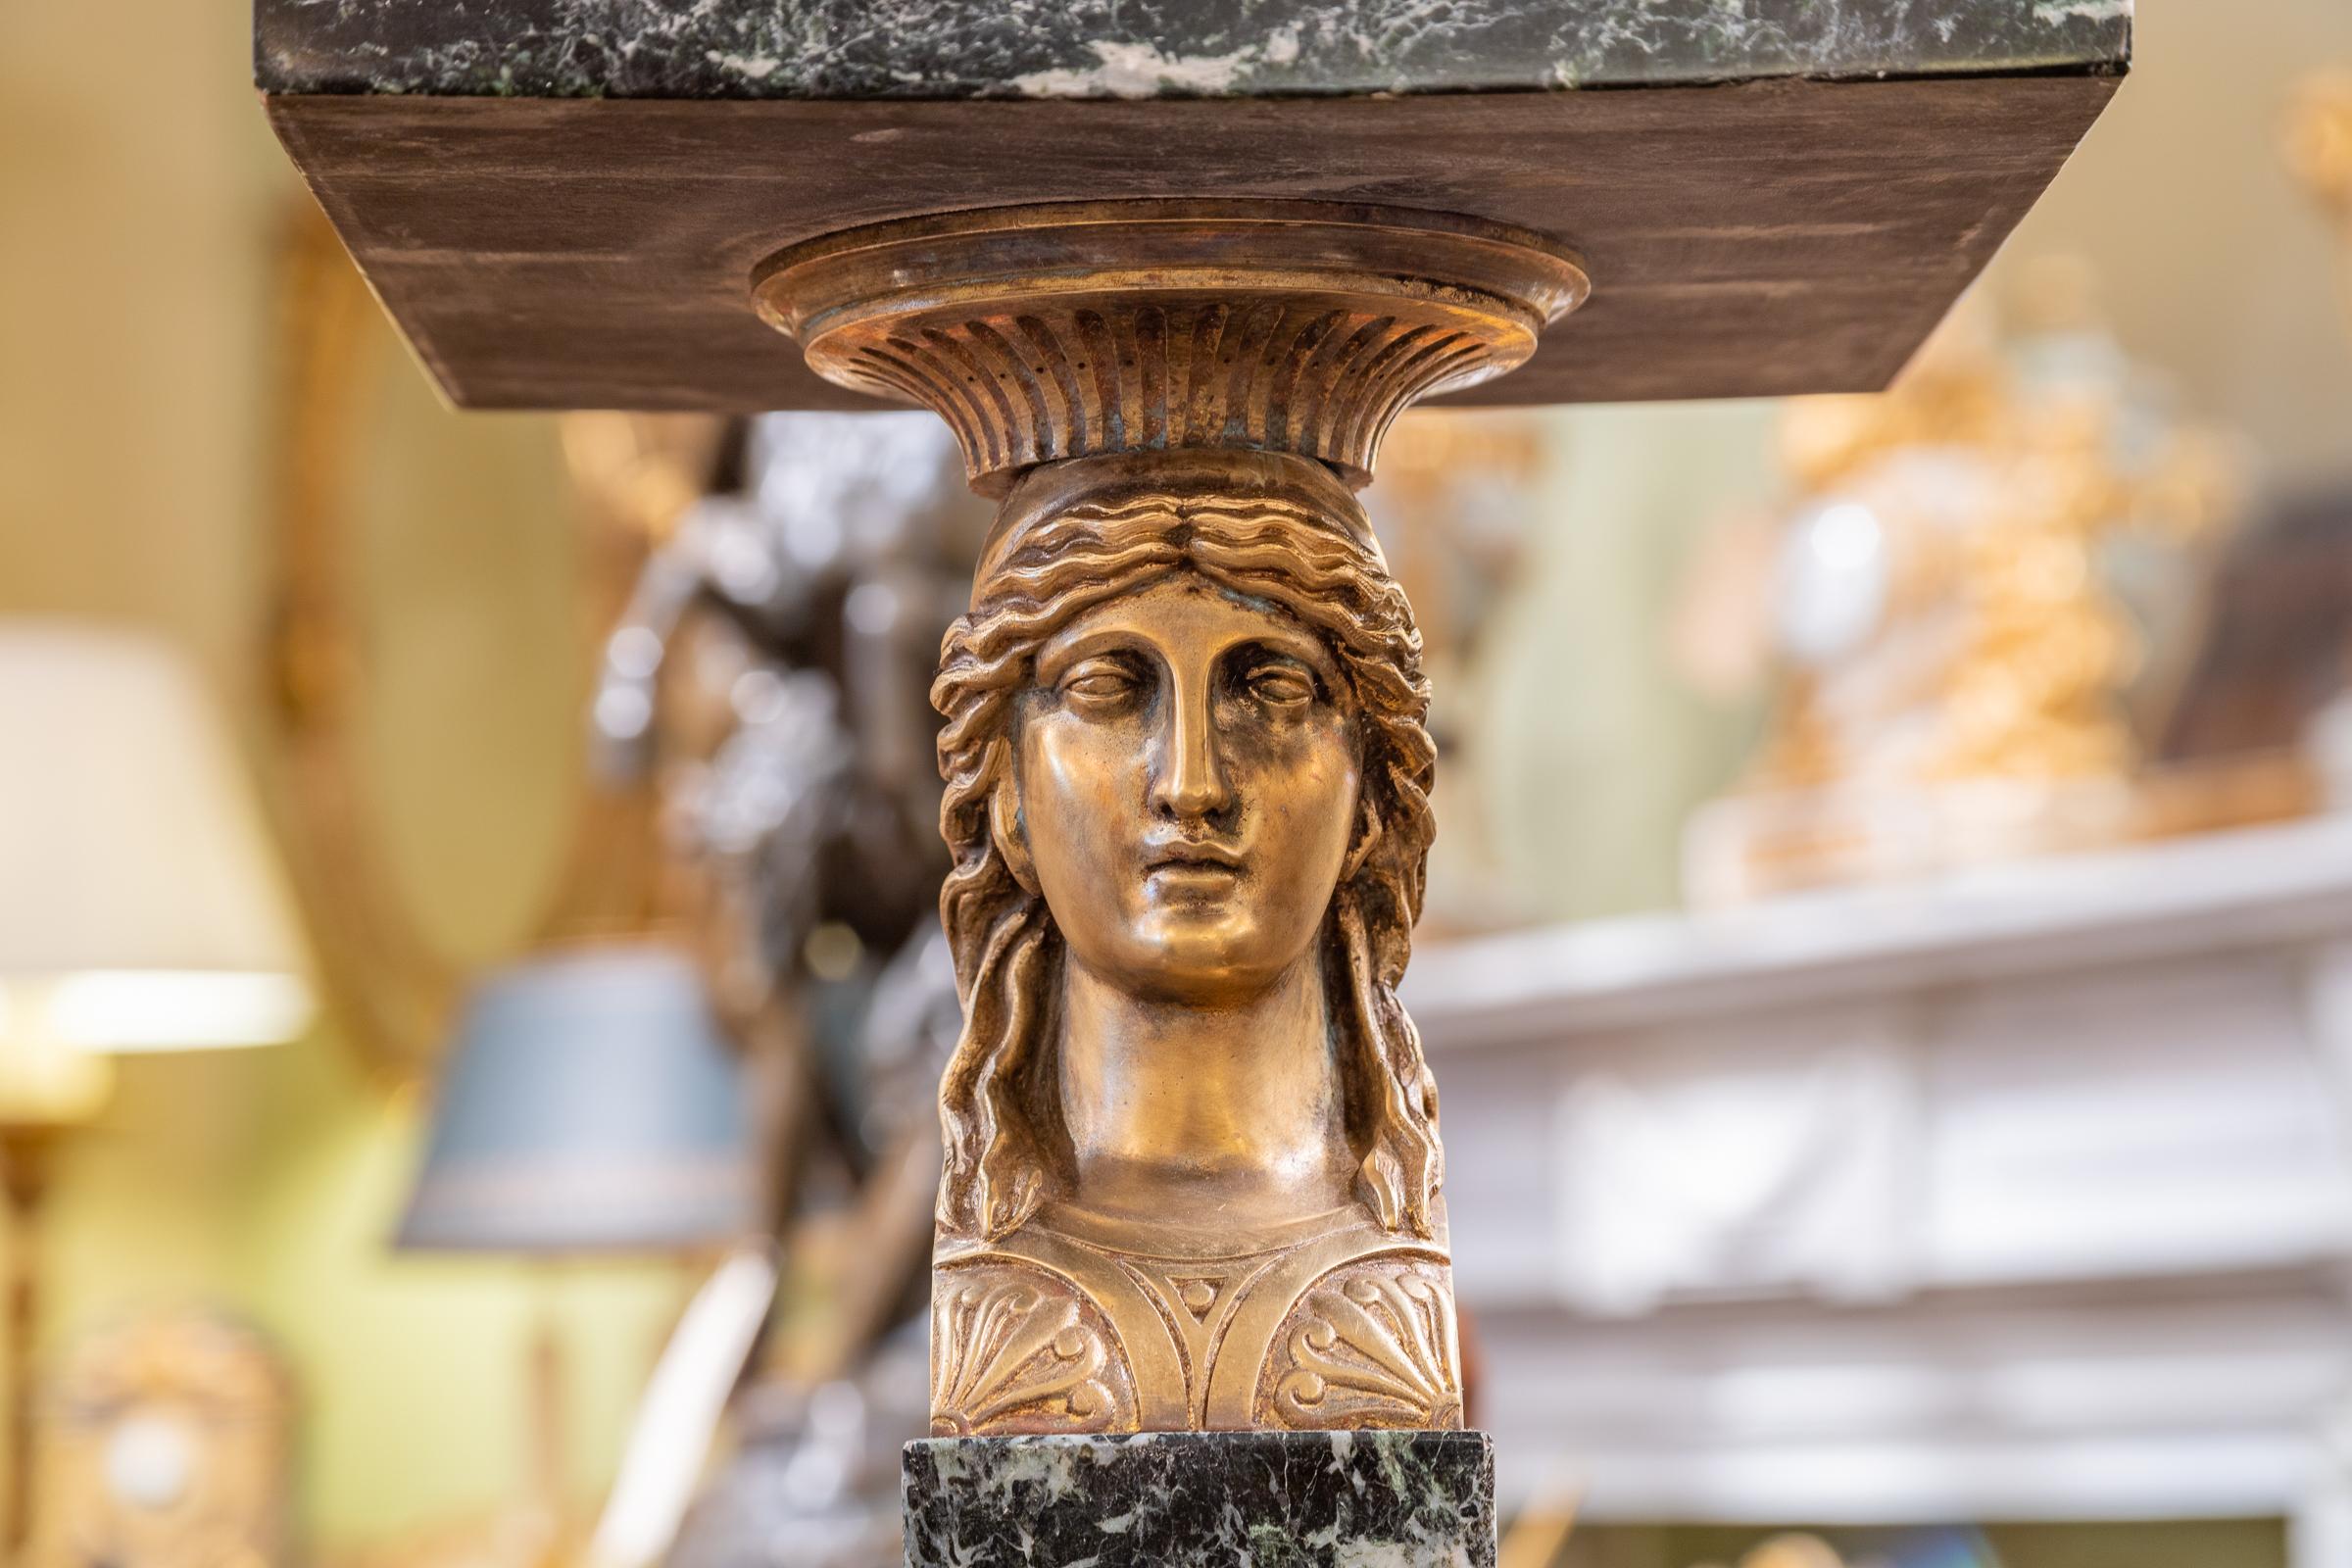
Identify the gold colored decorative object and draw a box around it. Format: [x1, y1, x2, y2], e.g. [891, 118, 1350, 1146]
[757, 200, 1584, 1435]
[1363, 411, 1551, 933]
[266, 204, 723, 1074]
[26, 1313, 294, 1568]
[266, 207, 464, 1075]
[1684, 281, 2249, 906]
[2289, 71, 2352, 330]
[1738, 1536, 1847, 1568]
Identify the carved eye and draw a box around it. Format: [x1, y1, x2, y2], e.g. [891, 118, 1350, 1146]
[1245, 662, 1317, 709]
[1059, 658, 1139, 710]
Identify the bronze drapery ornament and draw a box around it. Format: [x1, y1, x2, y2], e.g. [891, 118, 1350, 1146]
[755, 200, 1587, 1435]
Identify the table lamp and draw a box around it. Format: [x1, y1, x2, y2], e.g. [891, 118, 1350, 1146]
[0, 619, 316, 1549]
[395, 945, 760, 1532]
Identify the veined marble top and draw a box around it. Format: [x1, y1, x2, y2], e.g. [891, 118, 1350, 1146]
[256, 0, 2132, 101]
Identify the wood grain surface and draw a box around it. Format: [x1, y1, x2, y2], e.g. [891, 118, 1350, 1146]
[266, 74, 2121, 413]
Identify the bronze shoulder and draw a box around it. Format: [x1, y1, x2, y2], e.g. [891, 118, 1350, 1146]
[1255, 1251, 1464, 1431]
[931, 1209, 1462, 1434]
[927, 1251, 1138, 1437]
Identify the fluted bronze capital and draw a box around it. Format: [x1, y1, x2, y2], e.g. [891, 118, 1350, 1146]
[755, 199, 1587, 496]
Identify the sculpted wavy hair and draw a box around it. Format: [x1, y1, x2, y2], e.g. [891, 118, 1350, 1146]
[929, 458, 1443, 1245]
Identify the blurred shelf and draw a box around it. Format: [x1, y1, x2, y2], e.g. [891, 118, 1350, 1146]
[1477, 1265, 2352, 1527]
[1412, 816, 2352, 1544]
[1407, 813, 2352, 1043]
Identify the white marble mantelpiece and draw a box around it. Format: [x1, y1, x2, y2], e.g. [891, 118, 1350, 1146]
[1410, 816, 2352, 1560]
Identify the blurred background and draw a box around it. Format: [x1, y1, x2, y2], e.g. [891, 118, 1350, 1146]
[6, 4, 2352, 1568]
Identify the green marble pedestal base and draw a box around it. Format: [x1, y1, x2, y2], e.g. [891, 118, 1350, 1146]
[903, 1430, 1494, 1567]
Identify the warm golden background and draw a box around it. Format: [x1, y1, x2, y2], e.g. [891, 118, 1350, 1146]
[4, 0, 2351, 1559]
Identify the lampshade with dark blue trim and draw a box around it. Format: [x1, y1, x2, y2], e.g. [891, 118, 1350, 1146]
[397, 944, 759, 1253]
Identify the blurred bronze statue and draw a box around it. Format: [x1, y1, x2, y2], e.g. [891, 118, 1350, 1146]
[752, 198, 1590, 1436]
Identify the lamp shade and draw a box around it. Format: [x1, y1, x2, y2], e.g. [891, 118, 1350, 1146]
[397, 945, 759, 1253]
[0, 621, 313, 1054]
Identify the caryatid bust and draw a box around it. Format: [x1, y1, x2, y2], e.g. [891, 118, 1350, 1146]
[748, 198, 1590, 1439]
[926, 451, 1454, 1435]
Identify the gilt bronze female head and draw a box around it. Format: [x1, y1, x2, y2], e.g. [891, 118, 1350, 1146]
[924, 452, 1462, 1434]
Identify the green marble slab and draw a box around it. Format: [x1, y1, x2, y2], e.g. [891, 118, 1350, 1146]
[258, 0, 2129, 101]
[903, 1430, 1496, 1567]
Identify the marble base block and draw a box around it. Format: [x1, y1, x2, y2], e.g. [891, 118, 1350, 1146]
[903, 1430, 1494, 1567]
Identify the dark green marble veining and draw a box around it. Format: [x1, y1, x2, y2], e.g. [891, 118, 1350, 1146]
[903, 1429, 1495, 1567]
[257, 0, 2132, 101]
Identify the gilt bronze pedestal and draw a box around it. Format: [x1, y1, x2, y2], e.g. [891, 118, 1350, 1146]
[746, 201, 1577, 1456]
[261, 5, 2130, 1561]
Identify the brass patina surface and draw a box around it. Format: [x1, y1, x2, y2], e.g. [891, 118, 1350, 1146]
[754, 201, 1587, 496]
[758, 201, 1583, 1434]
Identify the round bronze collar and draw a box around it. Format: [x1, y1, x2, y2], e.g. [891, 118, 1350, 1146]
[754, 199, 1590, 496]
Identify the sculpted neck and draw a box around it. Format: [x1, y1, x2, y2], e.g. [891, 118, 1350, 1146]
[1054, 953, 1354, 1241]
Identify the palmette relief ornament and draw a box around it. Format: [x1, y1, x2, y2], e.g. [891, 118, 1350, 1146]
[754, 200, 1589, 1435]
